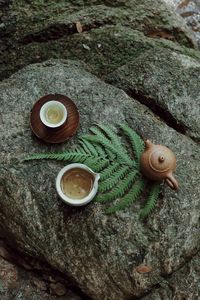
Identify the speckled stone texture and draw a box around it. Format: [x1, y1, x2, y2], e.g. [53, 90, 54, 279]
[106, 47, 200, 142]
[0, 60, 199, 299]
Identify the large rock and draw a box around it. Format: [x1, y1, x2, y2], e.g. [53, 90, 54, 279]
[106, 47, 200, 142]
[0, 60, 200, 299]
[0, 0, 197, 80]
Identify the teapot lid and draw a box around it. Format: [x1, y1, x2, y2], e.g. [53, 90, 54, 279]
[149, 148, 173, 173]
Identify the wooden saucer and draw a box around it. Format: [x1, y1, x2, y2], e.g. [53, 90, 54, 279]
[30, 94, 79, 143]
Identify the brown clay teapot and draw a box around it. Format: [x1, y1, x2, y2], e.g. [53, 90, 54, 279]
[140, 140, 178, 190]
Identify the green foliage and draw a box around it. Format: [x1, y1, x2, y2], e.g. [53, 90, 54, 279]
[106, 179, 145, 214]
[96, 170, 138, 203]
[24, 151, 109, 172]
[119, 124, 145, 164]
[25, 123, 160, 218]
[82, 129, 134, 166]
[98, 166, 129, 193]
[95, 124, 132, 164]
[100, 163, 120, 181]
[139, 183, 160, 219]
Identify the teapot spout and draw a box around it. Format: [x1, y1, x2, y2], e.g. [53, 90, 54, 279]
[145, 139, 153, 150]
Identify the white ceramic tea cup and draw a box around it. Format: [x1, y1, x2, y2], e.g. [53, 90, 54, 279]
[40, 100, 67, 128]
[56, 163, 100, 206]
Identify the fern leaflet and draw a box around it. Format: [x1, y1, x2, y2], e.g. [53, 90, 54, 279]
[139, 183, 160, 219]
[106, 179, 145, 214]
[100, 163, 120, 181]
[84, 157, 109, 172]
[75, 146, 86, 154]
[96, 170, 138, 202]
[96, 124, 131, 164]
[99, 166, 129, 193]
[83, 134, 134, 167]
[90, 126, 109, 140]
[24, 151, 108, 166]
[120, 124, 144, 164]
[78, 141, 93, 155]
[79, 138, 98, 156]
[95, 144, 107, 157]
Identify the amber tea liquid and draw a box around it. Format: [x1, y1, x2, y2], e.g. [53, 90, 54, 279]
[61, 168, 94, 200]
[45, 105, 64, 124]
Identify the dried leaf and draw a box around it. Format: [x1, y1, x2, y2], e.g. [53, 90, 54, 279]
[76, 21, 83, 33]
[135, 265, 153, 273]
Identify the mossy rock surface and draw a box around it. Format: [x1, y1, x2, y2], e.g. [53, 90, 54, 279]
[0, 0, 197, 80]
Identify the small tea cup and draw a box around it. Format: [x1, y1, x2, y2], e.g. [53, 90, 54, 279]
[40, 100, 67, 128]
[56, 163, 100, 206]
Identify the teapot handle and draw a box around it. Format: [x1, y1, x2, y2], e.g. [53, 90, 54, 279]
[165, 173, 178, 190]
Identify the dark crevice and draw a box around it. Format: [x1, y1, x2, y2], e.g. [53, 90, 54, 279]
[146, 27, 195, 48]
[129, 283, 162, 300]
[20, 20, 193, 47]
[125, 89, 187, 135]
[0, 238, 91, 300]
[161, 247, 200, 280]
[20, 20, 114, 45]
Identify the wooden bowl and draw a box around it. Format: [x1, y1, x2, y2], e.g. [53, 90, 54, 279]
[30, 94, 79, 143]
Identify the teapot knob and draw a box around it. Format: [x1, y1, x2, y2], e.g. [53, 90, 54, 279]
[158, 155, 165, 163]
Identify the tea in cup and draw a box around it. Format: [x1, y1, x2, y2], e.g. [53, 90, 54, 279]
[56, 163, 100, 206]
[40, 100, 67, 128]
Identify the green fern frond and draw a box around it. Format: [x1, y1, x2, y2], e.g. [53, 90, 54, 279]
[24, 152, 70, 161]
[97, 124, 122, 147]
[79, 138, 98, 156]
[78, 141, 92, 154]
[106, 179, 145, 214]
[90, 125, 117, 160]
[100, 163, 120, 181]
[24, 151, 108, 166]
[96, 170, 138, 203]
[104, 148, 116, 160]
[90, 126, 108, 140]
[83, 134, 134, 167]
[96, 124, 131, 163]
[119, 124, 144, 163]
[84, 157, 109, 172]
[95, 144, 107, 157]
[99, 166, 129, 193]
[139, 183, 160, 219]
[75, 146, 86, 154]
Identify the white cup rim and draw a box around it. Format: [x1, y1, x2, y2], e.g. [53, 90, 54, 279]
[56, 163, 100, 206]
[40, 100, 67, 128]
